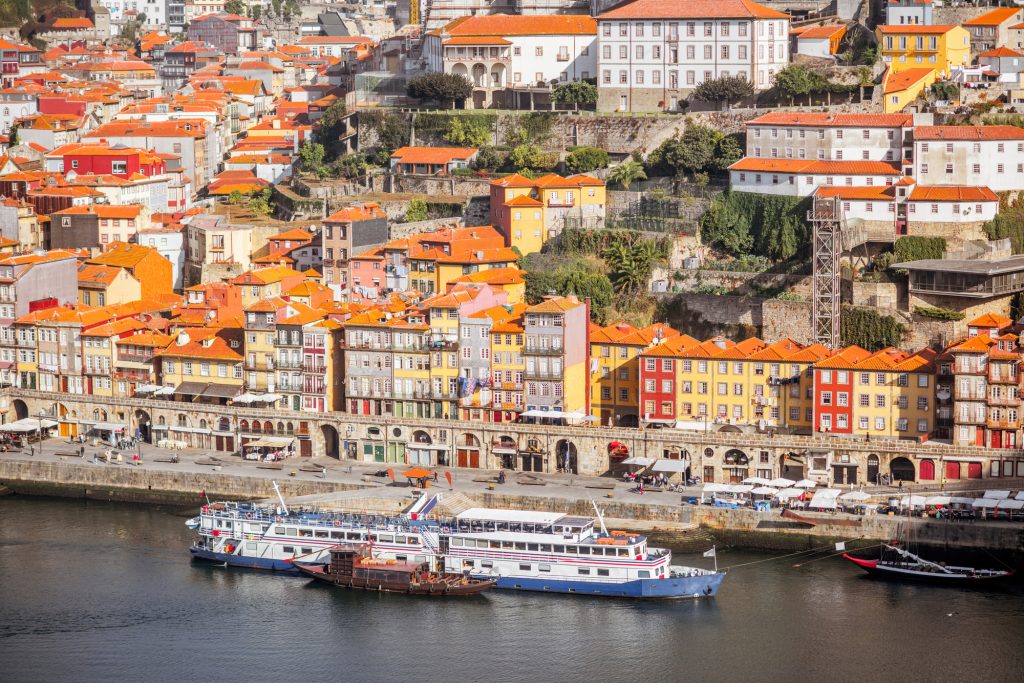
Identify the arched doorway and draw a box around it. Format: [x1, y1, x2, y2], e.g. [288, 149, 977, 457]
[215, 416, 232, 452]
[724, 449, 749, 483]
[492, 434, 517, 470]
[555, 439, 577, 474]
[890, 457, 915, 482]
[471, 63, 487, 87]
[409, 430, 432, 465]
[12, 399, 28, 421]
[457, 433, 481, 469]
[867, 455, 879, 485]
[780, 452, 805, 480]
[321, 424, 339, 459]
[489, 64, 506, 87]
[919, 458, 935, 481]
[135, 409, 152, 444]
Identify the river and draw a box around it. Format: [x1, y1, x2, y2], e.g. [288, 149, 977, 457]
[0, 496, 1021, 683]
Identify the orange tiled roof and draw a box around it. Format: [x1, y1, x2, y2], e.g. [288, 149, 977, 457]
[729, 158, 903, 175]
[391, 146, 478, 164]
[599, 0, 787, 19]
[969, 313, 1013, 328]
[88, 242, 160, 268]
[978, 46, 1024, 58]
[815, 186, 897, 200]
[443, 36, 512, 45]
[908, 186, 998, 202]
[964, 7, 1021, 26]
[877, 24, 959, 34]
[51, 205, 143, 219]
[526, 296, 583, 313]
[795, 24, 847, 40]
[51, 17, 94, 29]
[747, 112, 914, 127]
[917, 125, 1024, 140]
[883, 67, 935, 94]
[437, 14, 596, 36]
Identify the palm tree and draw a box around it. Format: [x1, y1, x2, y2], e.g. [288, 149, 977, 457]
[608, 160, 647, 192]
[602, 240, 664, 296]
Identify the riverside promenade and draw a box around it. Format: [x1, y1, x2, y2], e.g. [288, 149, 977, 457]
[3, 438, 1023, 556]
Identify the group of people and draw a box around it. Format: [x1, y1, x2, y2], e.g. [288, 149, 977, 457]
[621, 471, 672, 487]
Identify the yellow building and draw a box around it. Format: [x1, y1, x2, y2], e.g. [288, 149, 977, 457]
[231, 266, 305, 308]
[881, 66, 938, 113]
[242, 298, 287, 394]
[876, 25, 970, 78]
[156, 328, 245, 397]
[450, 267, 527, 305]
[114, 330, 171, 398]
[489, 173, 607, 256]
[78, 263, 142, 307]
[485, 306, 527, 423]
[590, 321, 678, 427]
[523, 296, 589, 416]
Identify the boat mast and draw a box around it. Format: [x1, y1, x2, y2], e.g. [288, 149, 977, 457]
[272, 480, 290, 515]
[591, 500, 609, 536]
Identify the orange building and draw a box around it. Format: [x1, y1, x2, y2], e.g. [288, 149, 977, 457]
[87, 242, 174, 299]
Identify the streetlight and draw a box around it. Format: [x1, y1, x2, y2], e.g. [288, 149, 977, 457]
[36, 408, 46, 455]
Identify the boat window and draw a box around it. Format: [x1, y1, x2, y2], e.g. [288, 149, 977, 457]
[617, 548, 628, 557]
[298, 529, 311, 537]
[519, 564, 532, 571]
[597, 568, 610, 577]
[463, 560, 475, 568]
[274, 526, 284, 534]
[539, 564, 551, 572]
[330, 531, 343, 540]
[481, 561, 493, 568]
[501, 541, 514, 549]
[301, 547, 312, 555]
[283, 546, 294, 553]
[490, 541, 501, 549]
[514, 542, 526, 550]
[409, 536, 419, 544]
[347, 532, 361, 540]
[540, 544, 551, 552]
[578, 568, 591, 575]
[286, 527, 297, 536]
[554, 545, 565, 553]
[638, 570, 651, 578]
[379, 534, 394, 542]
[565, 546, 577, 554]
[527, 543, 538, 551]
[579, 547, 590, 555]
[315, 531, 328, 538]
[451, 538, 463, 547]
[395, 535, 406, 544]
[396, 555, 407, 562]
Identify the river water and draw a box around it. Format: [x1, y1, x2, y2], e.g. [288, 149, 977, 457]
[1, 497, 1022, 683]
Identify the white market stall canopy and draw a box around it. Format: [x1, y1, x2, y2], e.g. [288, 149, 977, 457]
[87, 422, 127, 433]
[769, 477, 796, 488]
[839, 490, 872, 502]
[0, 418, 57, 433]
[983, 490, 1011, 500]
[651, 459, 688, 473]
[775, 488, 804, 500]
[899, 495, 927, 508]
[750, 486, 779, 495]
[972, 498, 1000, 509]
[233, 393, 283, 404]
[702, 483, 730, 494]
[996, 499, 1024, 511]
[808, 489, 842, 509]
[244, 436, 295, 448]
[620, 457, 653, 466]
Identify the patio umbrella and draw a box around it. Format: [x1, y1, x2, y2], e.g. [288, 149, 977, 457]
[925, 495, 952, 506]
[839, 490, 872, 502]
[402, 468, 434, 479]
[742, 476, 771, 485]
[794, 479, 817, 488]
[900, 495, 927, 508]
[775, 488, 804, 500]
[769, 477, 796, 488]
[750, 486, 779, 495]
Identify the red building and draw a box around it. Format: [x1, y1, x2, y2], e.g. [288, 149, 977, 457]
[37, 95, 89, 118]
[639, 339, 687, 423]
[812, 346, 872, 434]
[59, 144, 166, 178]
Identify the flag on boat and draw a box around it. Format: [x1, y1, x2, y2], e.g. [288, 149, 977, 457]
[703, 547, 716, 558]
[835, 542, 846, 552]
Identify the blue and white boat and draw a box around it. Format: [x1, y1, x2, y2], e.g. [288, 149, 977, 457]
[187, 496, 724, 599]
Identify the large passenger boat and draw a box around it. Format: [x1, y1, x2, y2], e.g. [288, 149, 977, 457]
[187, 495, 725, 599]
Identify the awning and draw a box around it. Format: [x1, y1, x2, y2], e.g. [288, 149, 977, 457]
[775, 488, 804, 500]
[134, 384, 161, 393]
[726, 484, 753, 494]
[88, 421, 127, 432]
[940, 456, 986, 463]
[651, 459, 688, 473]
[899, 495, 927, 508]
[521, 409, 568, 418]
[490, 447, 517, 454]
[742, 476, 771, 485]
[201, 383, 241, 399]
[983, 490, 1010, 500]
[973, 498, 1000, 508]
[621, 456, 653, 466]
[750, 486, 779, 495]
[769, 477, 796, 488]
[0, 418, 57, 433]
[996, 499, 1024, 511]
[925, 495, 952, 506]
[245, 436, 294, 448]
[702, 483, 730, 494]
[174, 381, 208, 396]
[839, 490, 872, 502]
[808, 489, 842, 509]
[154, 386, 176, 395]
[403, 468, 434, 479]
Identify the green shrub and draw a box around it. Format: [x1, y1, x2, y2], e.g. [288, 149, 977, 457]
[914, 306, 965, 321]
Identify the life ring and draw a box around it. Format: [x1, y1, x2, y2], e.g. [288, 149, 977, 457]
[245, 512, 253, 520]
[275, 516, 283, 523]
[334, 520, 341, 527]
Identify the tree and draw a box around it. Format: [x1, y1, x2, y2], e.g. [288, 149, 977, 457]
[7, 123, 19, 147]
[250, 5, 262, 20]
[690, 75, 753, 108]
[700, 195, 753, 255]
[646, 125, 741, 177]
[224, 0, 246, 14]
[407, 73, 473, 108]
[773, 64, 831, 104]
[509, 143, 553, 172]
[444, 116, 490, 148]
[228, 189, 244, 205]
[564, 146, 609, 174]
[601, 239, 664, 295]
[249, 188, 273, 216]
[271, 0, 282, 16]
[561, 262, 614, 313]
[405, 199, 428, 222]
[471, 146, 506, 172]
[332, 153, 371, 179]
[316, 99, 348, 155]
[608, 160, 646, 191]
[298, 141, 326, 178]
[551, 81, 598, 110]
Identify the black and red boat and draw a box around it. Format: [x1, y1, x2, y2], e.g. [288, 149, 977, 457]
[843, 544, 1013, 585]
[294, 544, 495, 596]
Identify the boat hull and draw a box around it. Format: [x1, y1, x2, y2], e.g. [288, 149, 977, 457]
[190, 546, 301, 572]
[485, 571, 726, 599]
[294, 563, 495, 596]
[843, 554, 1013, 584]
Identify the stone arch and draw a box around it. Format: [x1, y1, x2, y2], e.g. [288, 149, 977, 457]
[218, 417, 231, 432]
[890, 456, 916, 482]
[199, 418, 208, 430]
[451, 63, 469, 80]
[867, 454, 880, 485]
[412, 430, 432, 444]
[240, 419, 250, 432]
[555, 439, 577, 474]
[263, 420, 273, 433]
[471, 63, 487, 87]
[286, 421, 294, 433]
[919, 458, 935, 481]
[618, 413, 639, 428]
[12, 399, 28, 421]
[780, 452, 805, 480]
[724, 448, 749, 483]
[277, 421, 285, 433]
[321, 424, 340, 459]
[176, 413, 190, 428]
[252, 420, 262, 433]
[489, 63, 506, 87]
[135, 409, 152, 443]
[456, 432, 481, 468]
[157, 415, 166, 426]
[93, 408, 108, 422]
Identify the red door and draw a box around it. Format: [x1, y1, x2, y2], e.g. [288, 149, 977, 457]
[919, 459, 935, 481]
[967, 462, 983, 479]
[945, 461, 960, 480]
[992, 431, 1003, 449]
[457, 449, 469, 468]
[975, 427, 985, 446]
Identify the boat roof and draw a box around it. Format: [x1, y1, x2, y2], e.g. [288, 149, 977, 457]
[457, 508, 574, 525]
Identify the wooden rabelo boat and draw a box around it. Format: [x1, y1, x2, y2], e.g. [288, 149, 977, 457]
[293, 543, 495, 596]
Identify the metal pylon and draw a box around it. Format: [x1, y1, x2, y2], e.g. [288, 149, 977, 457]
[810, 196, 841, 349]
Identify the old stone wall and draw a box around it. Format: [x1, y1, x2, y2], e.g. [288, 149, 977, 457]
[908, 220, 988, 246]
[655, 292, 764, 340]
[673, 270, 813, 298]
[389, 216, 465, 239]
[385, 174, 492, 198]
[762, 299, 815, 344]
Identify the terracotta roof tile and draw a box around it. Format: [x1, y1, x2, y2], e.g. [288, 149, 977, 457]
[599, 0, 787, 19]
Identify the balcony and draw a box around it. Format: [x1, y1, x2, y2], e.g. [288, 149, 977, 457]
[988, 373, 1019, 385]
[245, 361, 275, 372]
[276, 358, 303, 369]
[986, 418, 1020, 430]
[427, 339, 458, 351]
[343, 340, 389, 351]
[954, 388, 988, 401]
[302, 363, 326, 374]
[524, 345, 564, 356]
[988, 394, 1019, 407]
[524, 369, 562, 380]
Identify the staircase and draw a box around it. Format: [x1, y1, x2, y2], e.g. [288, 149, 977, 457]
[434, 491, 477, 517]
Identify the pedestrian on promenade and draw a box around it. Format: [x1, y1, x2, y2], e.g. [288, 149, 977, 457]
[433, 471, 438, 483]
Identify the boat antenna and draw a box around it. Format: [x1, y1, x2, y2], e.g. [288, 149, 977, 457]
[272, 480, 289, 515]
[591, 499, 609, 536]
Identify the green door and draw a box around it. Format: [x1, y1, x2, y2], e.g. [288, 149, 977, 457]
[363, 443, 385, 462]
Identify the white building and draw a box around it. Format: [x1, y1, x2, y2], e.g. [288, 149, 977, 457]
[595, 0, 790, 112]
[424, 15, 597, 94]
[743, 112, 915, 164]
[885, 0, 934, 27]
[728, 158, 905, 197]
[913, 126, 1024, 192]
[816, 183, 998, 226]
[296, 36, 374, 59]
